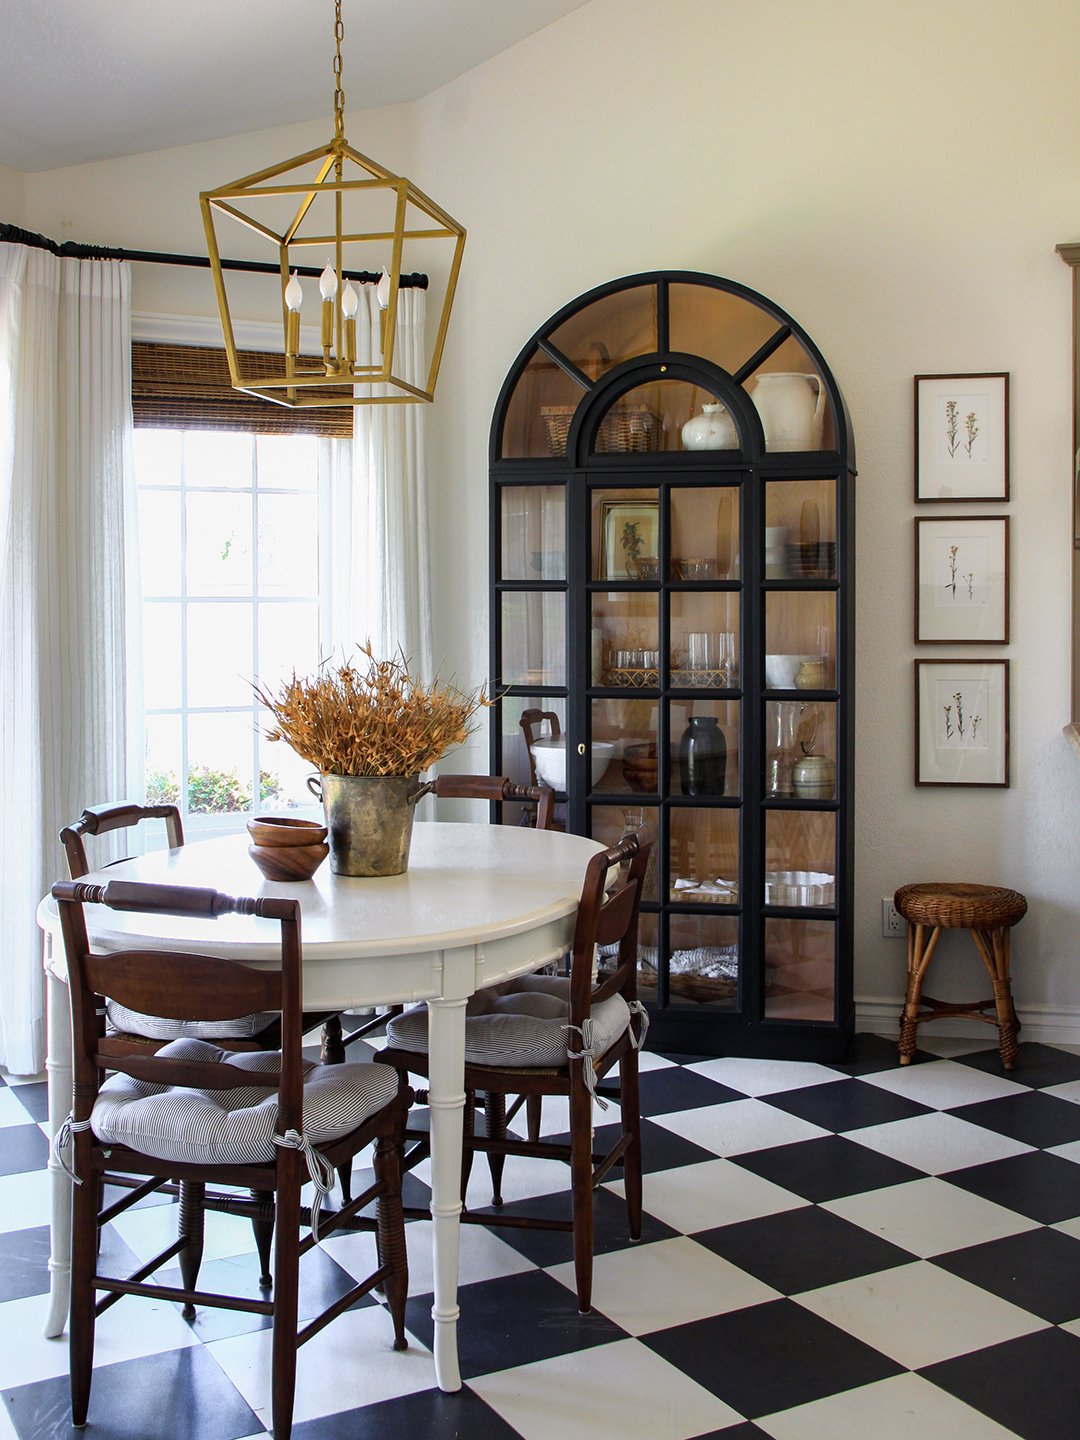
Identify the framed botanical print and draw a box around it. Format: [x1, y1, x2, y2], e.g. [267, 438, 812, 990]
[914, 373, 1009, 502]
[914, 516, 1009, 643]
[599, 499, 660, 580]
[915, 659, 1009, 787]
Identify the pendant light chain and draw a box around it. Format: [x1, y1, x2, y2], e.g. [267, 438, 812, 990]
[332, 0, 346, 143]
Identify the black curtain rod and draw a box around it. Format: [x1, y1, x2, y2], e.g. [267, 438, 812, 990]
[0, 223, 428, 289]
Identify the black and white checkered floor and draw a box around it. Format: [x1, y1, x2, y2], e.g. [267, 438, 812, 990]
[3, 1031, 1080, 1439]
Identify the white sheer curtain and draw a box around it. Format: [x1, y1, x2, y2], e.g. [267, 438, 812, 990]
[323, 285, 432, 680]
[0, 243, 138, 1075]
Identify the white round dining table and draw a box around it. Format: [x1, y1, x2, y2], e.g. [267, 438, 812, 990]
[36, 820, 606, 1392]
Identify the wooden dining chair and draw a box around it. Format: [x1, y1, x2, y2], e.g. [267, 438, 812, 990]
[51, 877, 412, 1440]
[380, 822, 658, 1312]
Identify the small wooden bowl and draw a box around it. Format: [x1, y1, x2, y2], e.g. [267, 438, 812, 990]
[246, 815, 328, 848]
[248, 841, 329, 882]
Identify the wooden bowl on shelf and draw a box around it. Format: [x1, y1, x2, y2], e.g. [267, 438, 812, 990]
[622, 742, 658, 795]
[246, 815, 329, 881]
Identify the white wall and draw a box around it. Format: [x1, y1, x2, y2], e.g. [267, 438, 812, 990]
[0, 164, 24, 223]
[12, 0, 1080, 1033]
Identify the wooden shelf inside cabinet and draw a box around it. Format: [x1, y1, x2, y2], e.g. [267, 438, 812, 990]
[490, 269, 855, 1061]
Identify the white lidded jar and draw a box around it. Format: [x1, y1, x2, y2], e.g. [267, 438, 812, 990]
[681, 402, 738, 451]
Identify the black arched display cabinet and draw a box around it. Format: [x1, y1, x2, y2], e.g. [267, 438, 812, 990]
[488, 271, 856, 1059]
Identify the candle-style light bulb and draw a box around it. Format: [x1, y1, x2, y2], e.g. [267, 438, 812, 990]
[284, 271, 302, 357]
[376, 265, 392, 310]
[319, 261, 338, 300]
[320, 259, 337, 362]
[284, 272, 303, 312]
[341, 280, 359, 367]
[340, 280, 359, 318]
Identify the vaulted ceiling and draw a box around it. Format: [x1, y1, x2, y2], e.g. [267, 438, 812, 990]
[0, 0, 588, 172]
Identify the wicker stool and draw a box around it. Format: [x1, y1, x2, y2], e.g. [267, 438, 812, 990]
[894, 882, 1027, 1070]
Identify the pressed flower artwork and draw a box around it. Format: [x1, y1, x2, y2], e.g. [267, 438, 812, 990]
[915, 374, 1009, 501]
[915, 516, 1008, 642]
[915, 659, 1008, 786]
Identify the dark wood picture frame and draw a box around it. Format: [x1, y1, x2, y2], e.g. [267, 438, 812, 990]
[914, 372, 1010, 503]
[914, 658, 1010, 787]
[914, 515, 1009, 644]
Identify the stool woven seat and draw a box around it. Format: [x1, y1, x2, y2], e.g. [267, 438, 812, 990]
[894, 881, 1026, 1070]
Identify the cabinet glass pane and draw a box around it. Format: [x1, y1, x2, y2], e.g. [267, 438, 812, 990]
[636, 912, 660, 1005]
[670, 592, 739, 688]
[745, 340, 836, 453]
[765, 592, 836, 690]
[670, 699, 739, 798]
[669, 283, 780, 378]
[592, 591, 659, 687]
[591, 488, 660, 582]
[668, 914, 739, 1009]
[765, 918, 835, 1021]
[548, 285, 657, 378]
[765, 811, 836, 908]
[766, 701, 836, 800]
[671, 487, 740, 581]
[500, 696, 566, 824]
[765, 479, 836, 579]
[501, 486, 566, 580]
[593, 379, 726, 456]
[501, 591, 565, 687]
[590, 804, 659, 903]
[669, 808, 739, 904]
[501, 350, 589, 459]
[591, 698, 658, 795]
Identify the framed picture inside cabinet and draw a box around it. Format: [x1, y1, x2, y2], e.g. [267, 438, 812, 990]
[914, 373, 1009, 502]
[915, 659, 1009, 787]
[599, 499, 660, 581]
[915, 516, 1009, 643]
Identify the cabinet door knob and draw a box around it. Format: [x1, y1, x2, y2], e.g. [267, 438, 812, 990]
[577, 743, 585, 755]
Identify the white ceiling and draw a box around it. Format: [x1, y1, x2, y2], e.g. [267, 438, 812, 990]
[0, 0, 588, 172]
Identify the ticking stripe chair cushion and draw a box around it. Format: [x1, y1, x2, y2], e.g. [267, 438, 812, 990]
[105, 999, 279, 1043]
[90, 1038, 398, 1167]
[385, 974, 632, 1069]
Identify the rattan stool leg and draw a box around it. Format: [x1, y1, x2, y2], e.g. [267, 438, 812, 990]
[970, 927, 1020, 1071]
[899, 922, 941, 1063]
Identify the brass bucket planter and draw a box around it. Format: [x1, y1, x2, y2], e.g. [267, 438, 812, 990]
[306, 773, 434, 876]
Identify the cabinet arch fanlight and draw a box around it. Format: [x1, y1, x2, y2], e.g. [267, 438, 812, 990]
[489, 270, 856, 1061]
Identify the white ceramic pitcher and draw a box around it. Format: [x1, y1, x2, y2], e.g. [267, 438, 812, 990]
[750, 372, 826, 452]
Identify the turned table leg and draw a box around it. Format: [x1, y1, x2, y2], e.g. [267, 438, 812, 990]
[426, 996, 466, 1393]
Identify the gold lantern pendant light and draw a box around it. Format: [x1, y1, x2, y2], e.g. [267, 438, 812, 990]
[199, 0, 465, 408]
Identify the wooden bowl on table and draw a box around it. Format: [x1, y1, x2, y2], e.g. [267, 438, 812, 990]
[246, 815, 329, 881]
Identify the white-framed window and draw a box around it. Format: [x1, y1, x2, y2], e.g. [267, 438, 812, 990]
[133, 427, 328, 834]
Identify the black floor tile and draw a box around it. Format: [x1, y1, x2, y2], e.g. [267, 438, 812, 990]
[932, 1225, 1080, 1324]
[0, 1123, 50, 1176]
[541, 1116, 718, 1177]
[643, 1297, 903, 1418]
[10, 1081, 49, 1123]
[405, 1270, 628, 1380]
[656, 1052, 714, 1067]
[693, 1205, 915, 1294]
[0, 1225, 51, 1303]
[637, 1067, 746, 1116]
[468, 1184, 679, 1269]
[730, 1134, 926, 1203]
[763, 1078, 933, 1131]
[826, 1032, 933, 1076]
[920, 1326, 1080, 1440]
[955, 1042, 1080, 1090]
[2, 1345, 264, 1440]
[941, 1149, 1080, 1224]
[293, 1385, 522, 1440]
[949, 1090, 1080, 1149]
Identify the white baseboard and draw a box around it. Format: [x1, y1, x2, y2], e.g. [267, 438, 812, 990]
[856, 994, 1080, 1047]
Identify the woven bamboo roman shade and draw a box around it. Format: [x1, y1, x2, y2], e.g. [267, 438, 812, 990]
[131, 342, 353, 437]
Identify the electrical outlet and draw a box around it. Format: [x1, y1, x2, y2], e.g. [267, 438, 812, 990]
[882, 899, 905, 938]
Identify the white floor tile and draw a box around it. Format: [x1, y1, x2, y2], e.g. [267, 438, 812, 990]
[0, 1290, 198, 1389]
[110, 1199, 258, 1266]
[322, 1218, 536, 1298]
[653, 1097, 830, 1156]
[1052, 1215, 1080, 1242]
[823, 1177, 1037, 1258]
[412, 1150, 570, 1207]
[1047, 1139, 1080, 1165]
[0, 1070, 46, 1087]
[1042, 1079, 1080, 1105]
[0, 1395, 19, 1440]
[757, 1370, 1023, 1440]
[685, 1057, 847, 1097]
[637, 1051, 676, 1073]
[0, 1168, 52, 1234]
[607, 1157, 807, 1234]
[0, 1089, 35, 1129]
[546, 1236, 778, 1335]
[206, 1304, 435, 1427]
[858, 1058, 1028, 1109]
[795, 1259, 1046, 1368]
[916, 1037, 1004, 1059]
[1060, 1316, 1080, 1340]
[842, 1110, 1033, 1173]
[471, 1336, 744, 1440]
